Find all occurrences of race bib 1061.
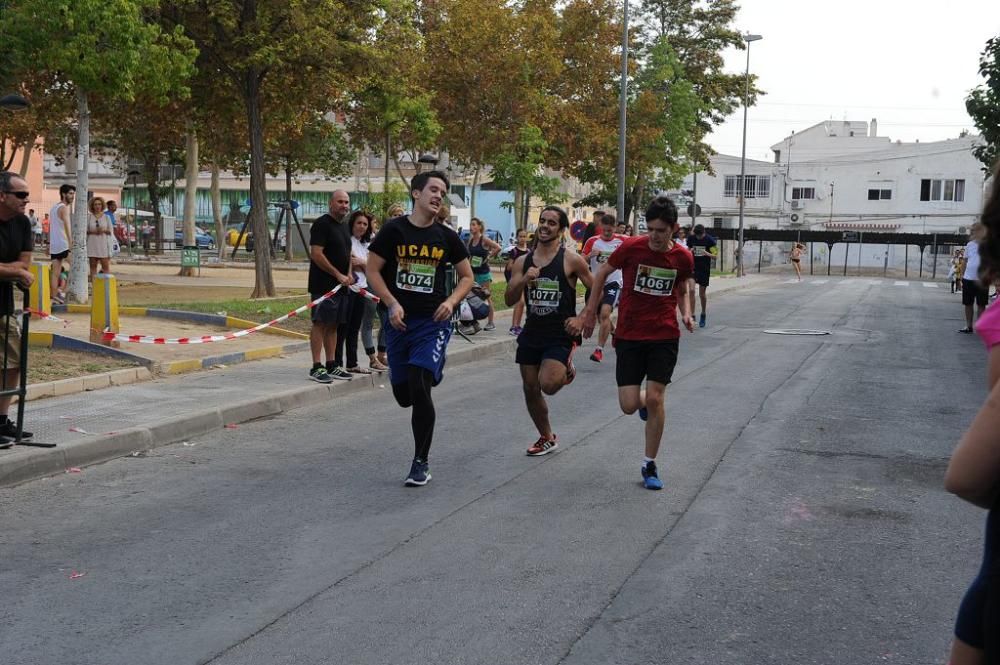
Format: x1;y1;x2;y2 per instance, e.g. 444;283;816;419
396;261;435;293
527;278;561;310
634;265;676;296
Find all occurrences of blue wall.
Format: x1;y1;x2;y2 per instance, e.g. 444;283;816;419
470;189;516;243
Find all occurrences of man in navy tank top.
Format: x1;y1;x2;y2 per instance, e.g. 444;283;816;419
505;206;593;457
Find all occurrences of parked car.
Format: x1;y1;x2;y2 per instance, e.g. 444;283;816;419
174;228;215;250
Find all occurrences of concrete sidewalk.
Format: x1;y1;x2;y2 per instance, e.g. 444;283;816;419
1;273;777;487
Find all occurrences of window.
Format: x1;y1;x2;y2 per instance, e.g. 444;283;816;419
724;175;771;199
867;188;892;200
920;178;965;202
791;187;815;200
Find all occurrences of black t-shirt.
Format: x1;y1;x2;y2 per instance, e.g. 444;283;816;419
308;213;352;295
368;216;469;319
0;214;33;314
687;233;717;269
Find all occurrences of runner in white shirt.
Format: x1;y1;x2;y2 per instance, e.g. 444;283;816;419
581;212;626;362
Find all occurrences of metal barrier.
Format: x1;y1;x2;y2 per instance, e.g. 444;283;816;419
0;281;52;448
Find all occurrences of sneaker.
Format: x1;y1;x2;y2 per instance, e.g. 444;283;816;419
638;406;648;421
641;461;663;490
699;313;706;328
404;458;431;486
309;367;333;384
0;434;13;449
526;434;558;456
459;323;479;335
484;322;496;331
509;326;522;336
590;347;603;363
958;327;974;334
0;420;31;440
328;366;354;380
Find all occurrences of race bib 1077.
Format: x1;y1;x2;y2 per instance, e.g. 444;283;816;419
396;261;435;293
634;265;676;296
527;277;561;310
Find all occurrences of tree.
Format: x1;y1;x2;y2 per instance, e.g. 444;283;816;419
162;0;377;297
967;35;1000;172
346;0;440;189
1;0;196;303
490;125;565;229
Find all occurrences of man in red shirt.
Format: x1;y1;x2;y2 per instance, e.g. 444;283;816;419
582;196;694;490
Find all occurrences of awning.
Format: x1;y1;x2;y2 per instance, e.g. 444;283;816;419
822;222;901;231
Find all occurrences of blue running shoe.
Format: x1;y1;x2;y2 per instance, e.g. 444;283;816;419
641;461;663;490
404;458;431;486
699;313;706;328
638;406;648;421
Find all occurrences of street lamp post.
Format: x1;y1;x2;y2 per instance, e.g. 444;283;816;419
737;33;762;278
616;0;629;225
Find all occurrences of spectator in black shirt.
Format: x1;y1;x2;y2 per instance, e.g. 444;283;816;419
307;189;355;383
0;172;35;445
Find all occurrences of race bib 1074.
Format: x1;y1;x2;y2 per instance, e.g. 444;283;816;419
396;261;435;293
634;265;676;296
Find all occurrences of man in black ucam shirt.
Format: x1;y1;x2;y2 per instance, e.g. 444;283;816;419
367;171;473;486
308;190;355;383
0;172;35;446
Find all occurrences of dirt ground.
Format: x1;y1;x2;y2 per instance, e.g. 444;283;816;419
26;347;141;384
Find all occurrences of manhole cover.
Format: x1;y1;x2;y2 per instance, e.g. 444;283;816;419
762;329;831;336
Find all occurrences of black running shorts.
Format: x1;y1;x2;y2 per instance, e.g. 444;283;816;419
516;336;575;367
962;279;989;308
614;338;679;387
601;282;621;309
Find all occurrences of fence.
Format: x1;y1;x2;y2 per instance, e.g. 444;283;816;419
706;229;967;279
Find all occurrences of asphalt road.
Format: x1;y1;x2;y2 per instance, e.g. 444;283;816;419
0;277;987;665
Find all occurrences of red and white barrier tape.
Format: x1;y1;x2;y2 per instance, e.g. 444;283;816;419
103;284;379;345
15;308;70;324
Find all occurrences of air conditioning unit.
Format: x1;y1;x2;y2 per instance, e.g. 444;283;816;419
789;213;802;225
958;226;968;234
790;200;803;209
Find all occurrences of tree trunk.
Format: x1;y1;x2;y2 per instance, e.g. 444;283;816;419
470;166;480;218
17;142;31;177
145;158;163;245
179;128;199;276
67;88;90;304
392;154;409;187
284;165;293;261
629;172;646;228
243;70;275;298
210;163;225;261
513;185;523;231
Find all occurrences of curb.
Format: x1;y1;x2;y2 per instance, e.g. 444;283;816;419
0;336;515;488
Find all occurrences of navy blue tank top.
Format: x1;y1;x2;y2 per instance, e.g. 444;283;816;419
467;236;491;275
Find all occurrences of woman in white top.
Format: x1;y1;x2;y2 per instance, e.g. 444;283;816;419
336;211;386;374
85;196;112;279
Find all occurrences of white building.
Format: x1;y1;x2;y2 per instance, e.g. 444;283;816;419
685;119;985;235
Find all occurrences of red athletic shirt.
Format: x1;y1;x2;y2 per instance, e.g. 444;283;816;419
607;236;694;341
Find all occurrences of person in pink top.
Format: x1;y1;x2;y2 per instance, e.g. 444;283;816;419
945;161;1000;665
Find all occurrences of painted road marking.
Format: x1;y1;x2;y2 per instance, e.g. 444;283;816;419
923;282;938;288
894;281;909;286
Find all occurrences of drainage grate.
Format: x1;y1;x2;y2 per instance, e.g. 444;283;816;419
762;329;831;336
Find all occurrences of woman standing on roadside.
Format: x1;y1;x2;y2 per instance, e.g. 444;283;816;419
504;228;530;336
467;217;501;331
945;162;1000;665
339;210;387;374
86;196;112;280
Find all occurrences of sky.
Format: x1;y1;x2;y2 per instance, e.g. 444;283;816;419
705;0;1000;162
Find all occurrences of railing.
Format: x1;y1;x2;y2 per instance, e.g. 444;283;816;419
0;280;54;449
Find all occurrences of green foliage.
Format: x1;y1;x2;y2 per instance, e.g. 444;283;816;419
491;125;566;212
1;0;196;102
967;35;1000;172
362;182;410;222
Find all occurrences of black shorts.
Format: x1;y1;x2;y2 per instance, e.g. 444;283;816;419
962;279;989;307
515;335;575;367
694;266;710;287
311;290;352;324
614;338;679;386
600;282;621;309
50;250;69;261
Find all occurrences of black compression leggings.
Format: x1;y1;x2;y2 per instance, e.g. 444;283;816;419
391;366;436;461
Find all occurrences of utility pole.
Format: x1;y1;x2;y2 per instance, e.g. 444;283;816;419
616;0;629;225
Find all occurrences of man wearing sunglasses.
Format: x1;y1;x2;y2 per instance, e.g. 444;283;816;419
0;172;35;446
